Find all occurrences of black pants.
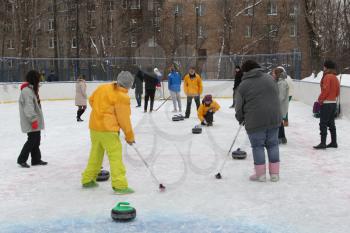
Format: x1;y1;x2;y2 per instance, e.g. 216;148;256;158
18;131;41;164
135;92;142;107
204;111;214;124
319;103;337;144
77;105;87;119
278;122;286;139
185;96;200;117
144;89;156;111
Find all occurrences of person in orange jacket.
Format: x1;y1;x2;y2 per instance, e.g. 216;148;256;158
197;95;220;126
183;67;203;118
81;71;136;195
314;60;340;149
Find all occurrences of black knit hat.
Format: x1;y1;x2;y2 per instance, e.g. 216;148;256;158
324;60;336;70
241;60;261;73
235;65;241;70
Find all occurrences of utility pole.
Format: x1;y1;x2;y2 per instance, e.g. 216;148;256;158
195;5;199;69
53;0;59;79
75;0;80;77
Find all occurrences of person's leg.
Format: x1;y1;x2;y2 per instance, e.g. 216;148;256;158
101;132;129;190
17;132;37;166
327;103;337;148
30;131;44;165
170;91;177;111
194;96;201;109
266;127;280;182
149;89;156;112
81;130;105;186
315;104;330;149
278;122;287;144
144;89;150;112
185;96;193;118
205;111;214;126
247;130;267;181
136;92;142;107
176;92;182;112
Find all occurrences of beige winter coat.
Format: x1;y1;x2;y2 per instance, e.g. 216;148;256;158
75;79;87;106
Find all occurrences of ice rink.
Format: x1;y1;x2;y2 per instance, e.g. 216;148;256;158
1;98;350;233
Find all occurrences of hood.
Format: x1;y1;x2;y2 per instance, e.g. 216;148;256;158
20;82;30;90
242;68;265;80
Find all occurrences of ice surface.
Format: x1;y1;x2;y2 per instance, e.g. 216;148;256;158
1;99;350;233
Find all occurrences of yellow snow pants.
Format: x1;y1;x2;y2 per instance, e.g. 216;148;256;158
81;130;128;189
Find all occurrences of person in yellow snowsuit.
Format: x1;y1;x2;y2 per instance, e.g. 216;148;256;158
81;71;135;195
197;94;220;126
183;67;203;118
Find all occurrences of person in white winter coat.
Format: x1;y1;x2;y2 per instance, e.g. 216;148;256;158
277;66;294;126
75;75;87;122
17;70;47;168
272;67;289;144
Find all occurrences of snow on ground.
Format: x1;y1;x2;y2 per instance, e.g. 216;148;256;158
303;71;350;86
1;99;350;233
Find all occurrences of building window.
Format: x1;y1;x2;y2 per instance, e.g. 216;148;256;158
245;25;252;38
8;60;14;68
130;36;137;47
148;37;156;47
198;26;206;38
267;24;278;37
48;19;54;31
71;37;77;48
87;2;96;11
289;2;298;16
88;14;96;28
7;40;15;49
49;38;55;48
148;0;153;11
6;3;13;12
33;38;38;48
174;4;182;16
244;0;253;16
290;24;297;37
196;3;205;16
130;0;141;9
267;0;278;15
107;0;114;11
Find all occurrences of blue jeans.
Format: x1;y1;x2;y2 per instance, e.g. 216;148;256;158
247;127;280;165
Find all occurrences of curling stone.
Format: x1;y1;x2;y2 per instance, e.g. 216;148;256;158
96;170;110;182
192;125;202;134
111;202;136;221
232;148;247;160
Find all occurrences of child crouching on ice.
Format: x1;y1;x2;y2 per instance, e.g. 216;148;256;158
81;71;135;195
197;95;220;126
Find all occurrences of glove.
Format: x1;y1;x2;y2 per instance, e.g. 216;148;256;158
127;141;135;146
208;109;213;113
201;120;207;126
32;121;38;130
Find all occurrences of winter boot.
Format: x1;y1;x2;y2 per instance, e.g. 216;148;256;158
77;109;83;122
327;130;338;148
250;164;266;182
269;162;280;182
314;134;327;149
82;180;98;188
113;187;135;195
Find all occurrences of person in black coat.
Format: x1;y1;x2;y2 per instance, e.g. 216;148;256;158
141;67;159;112
230;65;243;108
132;69;143;107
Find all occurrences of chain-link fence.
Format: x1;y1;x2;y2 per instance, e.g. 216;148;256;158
0;52;301;82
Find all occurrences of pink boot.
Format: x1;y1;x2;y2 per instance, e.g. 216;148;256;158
269;162;280;182
250;164;266;182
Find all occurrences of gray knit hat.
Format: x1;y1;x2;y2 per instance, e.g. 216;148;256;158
117;71;134;89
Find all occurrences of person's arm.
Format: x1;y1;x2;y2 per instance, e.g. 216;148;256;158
197;105;205;122
198;76;203;95
212;101;220;112
183;76;188;95
168;74;172;90
22;89;39;123
81;82;87;99
115;99;135;143
235;90;244;124
318;76;331;104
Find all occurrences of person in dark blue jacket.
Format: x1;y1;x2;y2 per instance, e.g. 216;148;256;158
168;64;182;112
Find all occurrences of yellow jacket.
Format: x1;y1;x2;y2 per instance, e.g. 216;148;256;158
197;100;220;122
89;83;135;142
183;73;203;96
